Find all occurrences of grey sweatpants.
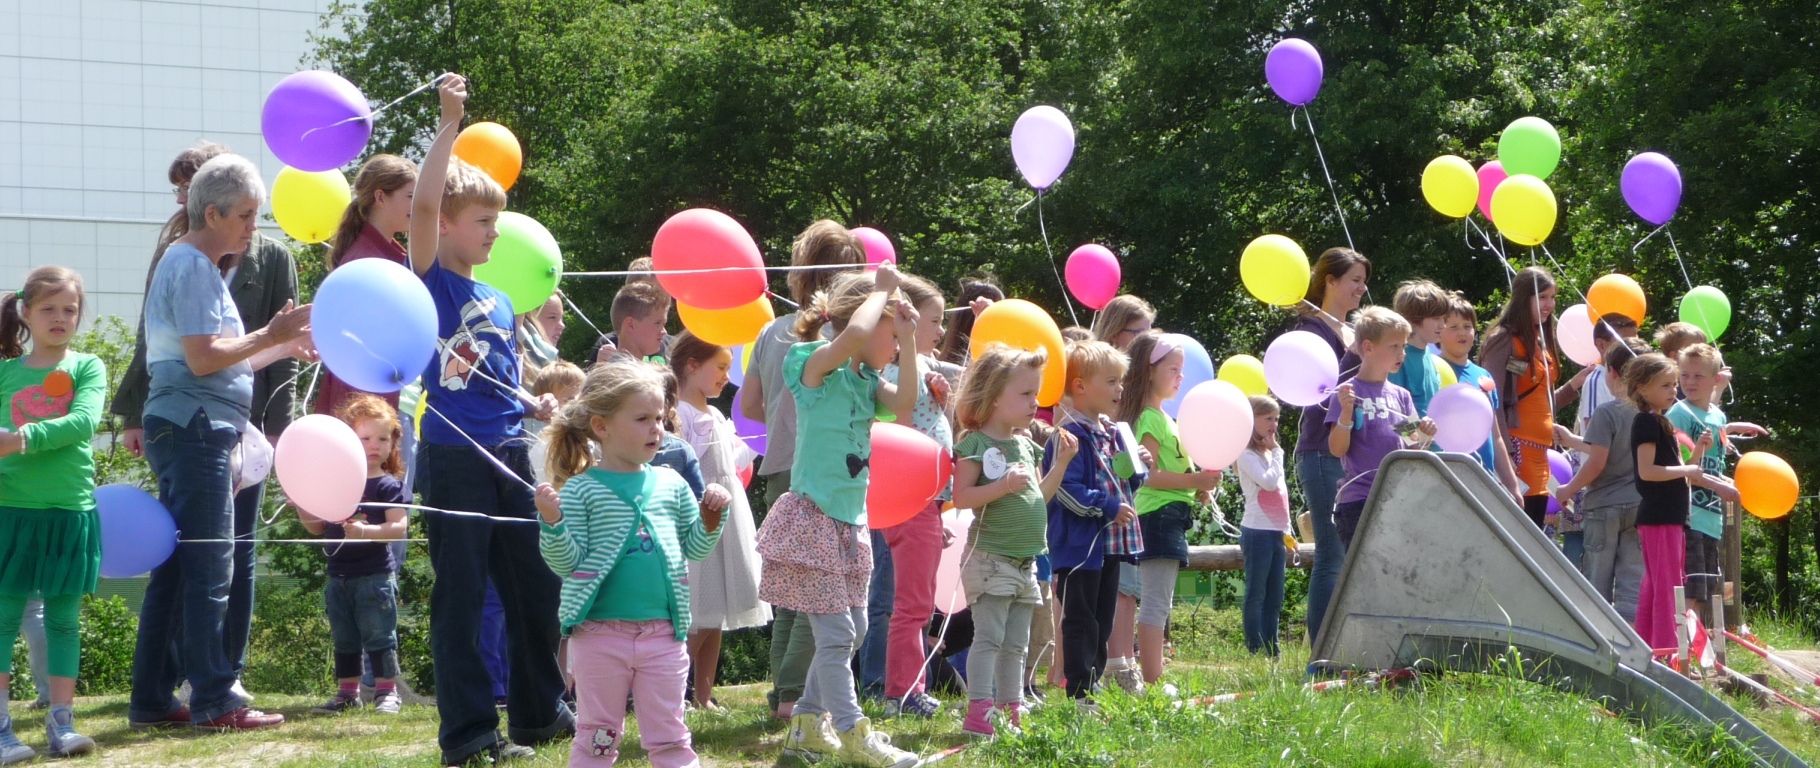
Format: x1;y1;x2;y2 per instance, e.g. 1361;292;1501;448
794;607;867;733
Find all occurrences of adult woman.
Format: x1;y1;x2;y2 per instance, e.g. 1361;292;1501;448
313;155;417;416
1089;294;1156;352
1292;247;1369;647
1480;266;1580;528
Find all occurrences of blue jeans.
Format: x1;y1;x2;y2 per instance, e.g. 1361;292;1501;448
1297;450;1345;647
327;572;400;680
858;528;893;699
227;480;261;678
130;412;244;725
1239;527;1287;657
418;442;571;763
1561;531;1585;570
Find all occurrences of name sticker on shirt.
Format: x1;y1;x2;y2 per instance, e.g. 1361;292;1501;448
981;446;1007;480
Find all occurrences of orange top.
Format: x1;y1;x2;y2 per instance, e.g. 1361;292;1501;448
1512;337;1556;445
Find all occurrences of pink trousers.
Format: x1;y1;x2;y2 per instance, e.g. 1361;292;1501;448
568;620;699;768
883;501;943;698
1635;524;1686;652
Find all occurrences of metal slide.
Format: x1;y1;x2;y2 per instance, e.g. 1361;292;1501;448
1310;450;1807;768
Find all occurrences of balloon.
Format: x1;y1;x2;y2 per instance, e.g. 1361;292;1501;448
1010;106;1075;190
1428;383;1494;454
1160;334;1216;419
454;122;524;191
1621;152;1681;225
261;70;372;172
1736;452;1799;520
270;167;351;244
1497;117;1562;179
1263;331;1339;407
1557;303;1600;367
1064;244;1121;311
1476;161;1508;221
969;299;1067;407
1436;359;1458;388
1240;235;1310;307
1679;285;1731;340
935;508;974;609
95;484;177;578
732;408;767;456
1546;448;1573;514
679;295;774;347
275;414;366;523
727;343;753;389
474;212;562;313
313;259;438;393
867;423;955;529
1489;174;1557;246
1421;155;1479;218
851;227;896;271
651;209;767;311
1217;354;1268;398
1176;380;1252;470
1264;38;1323;106
1587;274;1647;324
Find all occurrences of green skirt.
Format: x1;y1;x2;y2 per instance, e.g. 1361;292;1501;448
0;507;102;597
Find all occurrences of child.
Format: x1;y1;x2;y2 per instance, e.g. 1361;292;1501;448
1571;313;1639;437
1327;308;1438;550
1668;344;1733;620
1237;396;1292;657
953;345;1077;735
670;332;769;713
1046;340;1136;701
407;74;569;764
755;266;923;767
1553;338;1652;622
653;368;708;501
1115;331;1220;689
536;361;728;768
1653;322;1707;363
316;154;418;416
528;361;586;484
1627;353;1737;650
1481;267;1570;529
1386;279;1450;416
935;279;1005;365
1437;293;1520;494
304;394;409;716
595;282;670;365
520;293;568;373
0;267;103;758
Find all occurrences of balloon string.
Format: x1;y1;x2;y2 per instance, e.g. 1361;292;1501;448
562;263;862;278
767;291;800;310
299;362;323;416
559;290;610;348
1538;245;1639;365
1300;300;1355;330
1666;231;1695;291
433;337;537;406
299;73;450;141
1034;190;1081;327
1300;106;1354;252
420;400;537;492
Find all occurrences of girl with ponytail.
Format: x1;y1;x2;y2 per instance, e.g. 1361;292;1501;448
314;155;419;416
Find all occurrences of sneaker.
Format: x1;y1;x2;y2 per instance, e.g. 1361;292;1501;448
1023;684;1045;708
312;692;363;714
0;715;34;765
990;704;1024;738
835;717;921;768
26;700;47;712
1075;698;1101;718
445;737;535;767
784;712;840;763
374;690;403;715
961;698;994;738
1111;666;1146;696
231;679;255;704
882;692;942;719
195;706;285;731
44;708;95;757
129;705;190;729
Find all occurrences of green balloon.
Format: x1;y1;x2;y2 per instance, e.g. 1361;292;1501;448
1678;285;1731;340
473;211;562;313
1497;116;1562;179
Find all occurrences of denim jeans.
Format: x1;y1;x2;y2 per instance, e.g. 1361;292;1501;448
1239;527;1287;657
130;412;244;726
1297;450;1345;645
326;572;400;679
227;480;262;678
418;442;571;763
857;527;894;699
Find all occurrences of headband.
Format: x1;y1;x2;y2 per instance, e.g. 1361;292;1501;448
1149;333;1186;365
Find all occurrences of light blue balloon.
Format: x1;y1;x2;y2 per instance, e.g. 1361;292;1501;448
1161;333;1216;419
312;259;438;393
96;484;176;578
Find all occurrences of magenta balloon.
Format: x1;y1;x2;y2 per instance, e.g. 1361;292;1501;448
1263;330;1339;407
261;71;373;172
1011;106;1075;190
1064;244;1121;310
1621;152;1682;226
1265;39;1324;106
1429;383;1495;454
1476;161;1507;221
851;227;896;271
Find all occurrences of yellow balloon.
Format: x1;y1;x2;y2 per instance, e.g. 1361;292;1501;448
1239;235;1310;307
1421;155;1479;218
969;299;1067;407
1436;356;1458;388
1217;354;1268;397
679;296;775;347
1489;174;1557;247
271;167;351;244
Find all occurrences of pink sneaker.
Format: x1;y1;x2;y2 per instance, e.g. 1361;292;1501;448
962;698;994;738
997;701;1028;730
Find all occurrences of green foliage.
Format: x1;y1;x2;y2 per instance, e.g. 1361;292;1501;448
7;595;139;700
69;316;148;489
243;579;336;697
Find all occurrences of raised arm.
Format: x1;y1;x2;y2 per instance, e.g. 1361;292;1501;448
878;298;919;415
802;264;899;388
409;75;467;276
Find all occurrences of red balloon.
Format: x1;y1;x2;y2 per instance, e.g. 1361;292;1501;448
866;422;952;529
651;209;767;310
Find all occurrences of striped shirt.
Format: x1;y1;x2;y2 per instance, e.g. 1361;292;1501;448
957;431;1048;558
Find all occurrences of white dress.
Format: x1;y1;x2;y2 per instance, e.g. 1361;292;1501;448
676;400;771;631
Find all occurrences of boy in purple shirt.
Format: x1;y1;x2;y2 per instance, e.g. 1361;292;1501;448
1326;307;1437;549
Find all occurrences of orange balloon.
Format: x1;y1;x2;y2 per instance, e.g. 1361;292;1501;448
1586;274;1646;324
453;122;523;191
678;296;774;347
41;370;73;398
1736;452;1800;520
967;299;1066;406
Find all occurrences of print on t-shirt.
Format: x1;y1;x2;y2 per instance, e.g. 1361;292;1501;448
439;296;513;392
1350;393;1399;428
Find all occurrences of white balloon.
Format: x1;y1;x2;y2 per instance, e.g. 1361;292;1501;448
1558;303;1601;367
1176;380;1253;470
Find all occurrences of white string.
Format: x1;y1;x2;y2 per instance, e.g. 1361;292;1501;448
1300;106;1355;252
1630;225;1695;291
420;400;537;492
768;291;800;310
559;290;610;347
1537;245;1640;365
299;73;450;141
1033;190;1080;326
562;263;860;278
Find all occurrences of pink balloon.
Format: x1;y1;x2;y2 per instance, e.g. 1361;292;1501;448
1263;331;1339;407
867;423;953;529
275;414;366;522
1557;303;1600;367
935;508;972;609
851;226;896;271
1064;244;1121;310
1429;383;1495;454
1476;161;1507;222
1011;106;1075;190
1176;380;1253;470
650;208;767;310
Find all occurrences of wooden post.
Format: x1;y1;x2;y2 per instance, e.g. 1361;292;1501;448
1721;500;1744;628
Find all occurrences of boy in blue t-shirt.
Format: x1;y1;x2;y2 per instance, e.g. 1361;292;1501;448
1386;279;1449;417
408;74;571;765
1437;293;1520;496
1667;343;1740;622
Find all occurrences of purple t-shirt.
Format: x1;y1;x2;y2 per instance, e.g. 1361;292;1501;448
1324;378;1416;505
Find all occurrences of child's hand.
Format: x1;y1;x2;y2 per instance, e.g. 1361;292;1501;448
1137;445;1155;469
1002;466;1033;492
942;525;955;548
1553;484;1574;509
1416;418;1438;438
1335;382;1356;416
594;339;619;365
1052;430;1079;463
892;298;919;341
1553;424;1574;446
437;74;468;124
531;393;559;422
1115;503;1137;527
534;483;563;524
926;372;951;409
700;484;729;533
1709;474;1741;504
874;262;902;295
970;296;995;316
1694;429;1714;457
1191;469;1222;491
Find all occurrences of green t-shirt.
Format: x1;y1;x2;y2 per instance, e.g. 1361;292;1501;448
956;431;1048;558
1667;401;1728;540
785;341;880;526
1133;407;1195;514
584;468;674;622
0;354;105;512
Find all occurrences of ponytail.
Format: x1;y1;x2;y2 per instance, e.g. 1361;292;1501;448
544;403;597;489
0;293;24;360
792;271;880;341
0;266;85;360
327;155;417;270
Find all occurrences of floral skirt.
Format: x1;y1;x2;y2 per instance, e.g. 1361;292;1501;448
755;493;871;614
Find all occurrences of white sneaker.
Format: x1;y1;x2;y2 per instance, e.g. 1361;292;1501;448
836;717;921;768
1111;665;1146;696
0;715;34;765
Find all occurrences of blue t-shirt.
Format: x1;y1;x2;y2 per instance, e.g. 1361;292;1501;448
1387;344;1443;418
144;243;253;431
1444;358;1502;473
1667;400;1728;540
419;260;523;447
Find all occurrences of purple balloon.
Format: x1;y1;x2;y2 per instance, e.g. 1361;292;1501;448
262;71;373;172
1265;39;1324;106
1429;383;1494;454
1263;331;1339;407
1160;334;1215;419
1546;449;1575;514
1621;152;1681;225
1011;106;1075;190
95;484;177;578
732;407;767;456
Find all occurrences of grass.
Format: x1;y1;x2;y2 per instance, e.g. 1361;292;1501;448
23;608;1820;767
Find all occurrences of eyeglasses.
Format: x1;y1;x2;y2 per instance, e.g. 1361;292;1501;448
173;184;190;199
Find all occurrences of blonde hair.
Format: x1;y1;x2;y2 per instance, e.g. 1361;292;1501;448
954;343;1048;433
1354;306;1412;348
1064;339;1126;393
1677;342;1724;375
1622;352;1679;437
544;361;668;488
1090;295;1156;348
1247;395;1280;453
531;360;585;399
0;266;85;359
330;154;417;269
788;220;865;306
897;273;943;312
336;393;404;477
1655;322;1709;361
1392;279;1451;324
441;157;507;218
794;270;884;341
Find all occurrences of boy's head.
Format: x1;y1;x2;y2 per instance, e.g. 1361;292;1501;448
1439;291;1478;362
611;282;670;359
531;360;586;406
1593;312;1639;352
1355;306;1412;380
438;158;506;268
1601;337;1652;399
1677;343;1724;402
1391;279;1450;346
1064;340;1128;418
1654;321;1708;361
626;256;673;306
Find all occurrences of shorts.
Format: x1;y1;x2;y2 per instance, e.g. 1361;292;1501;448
1118;561;1142;598
1684;529;1722;604
960;552;1041;606
1136;502;1192;566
